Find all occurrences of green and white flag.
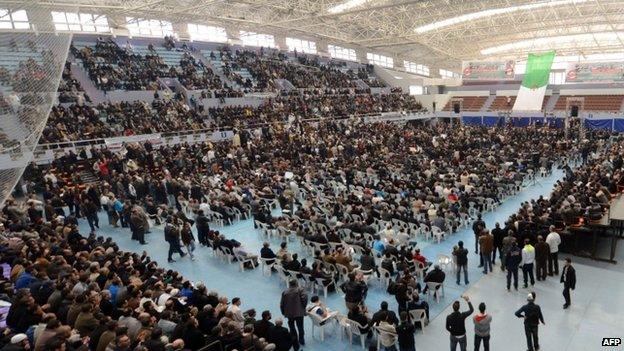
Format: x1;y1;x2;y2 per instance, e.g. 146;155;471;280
513;51;556;111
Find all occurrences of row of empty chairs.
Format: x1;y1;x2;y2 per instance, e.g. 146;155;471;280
442;96;488;111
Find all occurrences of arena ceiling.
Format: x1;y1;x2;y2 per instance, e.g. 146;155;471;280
7;0;624;69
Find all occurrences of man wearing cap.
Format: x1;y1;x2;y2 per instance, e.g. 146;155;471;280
3;334;30;351
515;292;545;351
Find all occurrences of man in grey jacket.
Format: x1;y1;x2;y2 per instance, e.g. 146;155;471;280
473;302;492;351
280;279;308;345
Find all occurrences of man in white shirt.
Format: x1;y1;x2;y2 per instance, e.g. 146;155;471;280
545;226;562;276
382;224;395;242
520;239;535;288
227;297;245;328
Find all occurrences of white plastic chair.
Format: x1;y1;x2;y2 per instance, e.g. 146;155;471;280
413;261;426;281
336;264;350;284
259;258;275;276
314;277;331;299
436;254;452;272
307;311;337;341
425;282;444;303
234;252;257;272
419;224;431;241
431;226;445;244
345;318;368;349
378;267;391;289
408;309;428;333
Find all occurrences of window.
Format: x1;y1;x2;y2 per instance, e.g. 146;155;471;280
52;12;109;32
126;17;173;37
439;68;460;79
286;38;317;54
328;44;357;61
549;71;566;85
240;31;275;48
187;24;227;43
366;53;393;68
409;85;424;95
0;9;29;30
404;60;430;76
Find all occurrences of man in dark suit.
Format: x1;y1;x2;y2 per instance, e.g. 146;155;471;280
371;301;398;326
253;310;274;340
195;210;210;246
279;280;307;345
267;318;294;351
560;258;576;309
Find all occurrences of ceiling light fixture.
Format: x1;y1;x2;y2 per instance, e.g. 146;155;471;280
327;0;370;14
480;32;624;55
415;0;590;33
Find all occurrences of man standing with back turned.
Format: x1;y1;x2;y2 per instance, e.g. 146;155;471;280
546;226;561;276
446;295;474;351
280;279;308;346
515;292;545;351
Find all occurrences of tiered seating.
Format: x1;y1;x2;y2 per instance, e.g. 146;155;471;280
132;45;187;67
201;50;256;88
488;96;516;111
442;96;487;111
541;95;553;111
0;48;43;94
581;95;623;111
552;96;567;111
552;95;624;111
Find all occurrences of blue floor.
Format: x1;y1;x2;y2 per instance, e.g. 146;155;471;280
78;170;565;350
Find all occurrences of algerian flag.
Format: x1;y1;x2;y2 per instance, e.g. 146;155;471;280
513;51;556;111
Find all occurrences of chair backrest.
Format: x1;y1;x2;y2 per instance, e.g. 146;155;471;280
378;267;391;278
346;318;366;336
426;282;442;291
306;310;324;326
336;264;349;277
408;309;426;321
436;254;451;265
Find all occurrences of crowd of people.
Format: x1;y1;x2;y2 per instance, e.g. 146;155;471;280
205;48;382;92
3;114;623;351
38;91;422;143
58;62;90;104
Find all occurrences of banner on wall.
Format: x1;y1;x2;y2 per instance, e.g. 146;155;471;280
565;62;624;83
462;60;516;80
513;51;555;111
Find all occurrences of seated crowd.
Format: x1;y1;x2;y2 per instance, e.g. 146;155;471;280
4;119;619;351
38;91;422;143
496;133;622;245
58;61;90;104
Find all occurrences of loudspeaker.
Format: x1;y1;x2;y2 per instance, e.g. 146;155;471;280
570;105;579;117
453;103;460;113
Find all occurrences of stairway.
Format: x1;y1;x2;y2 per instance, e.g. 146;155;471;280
77;168;99;184
275;79;295;92
481;95;497;111
544;93;559;112
354;79;370;91
196;50;241;89
69;55;107;104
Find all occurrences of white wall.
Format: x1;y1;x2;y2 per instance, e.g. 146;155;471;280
372;66;426;91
